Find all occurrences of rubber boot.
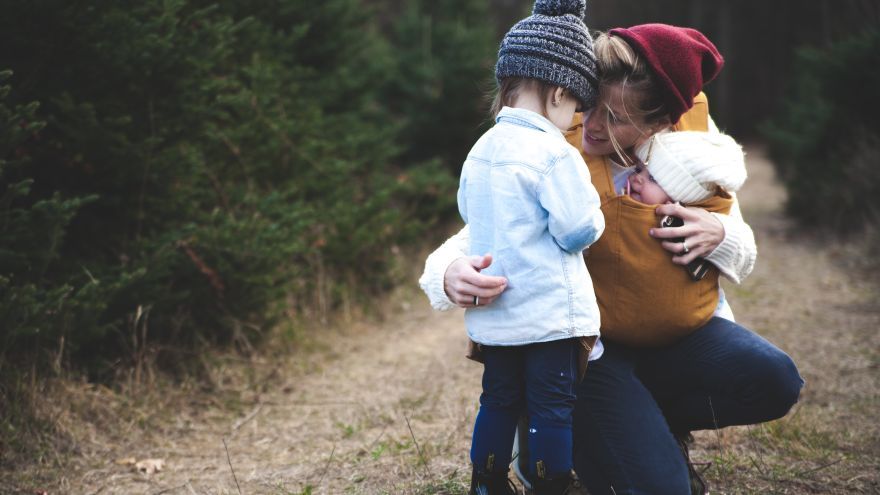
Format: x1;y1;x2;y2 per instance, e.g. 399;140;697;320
512;416;534;494
532;465;586;495
469;462;520;495
532;476;579;495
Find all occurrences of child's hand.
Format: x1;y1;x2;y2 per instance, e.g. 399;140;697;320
444;254;508;307
649;203;724;265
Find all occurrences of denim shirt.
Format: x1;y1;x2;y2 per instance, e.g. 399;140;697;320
458;107;605;346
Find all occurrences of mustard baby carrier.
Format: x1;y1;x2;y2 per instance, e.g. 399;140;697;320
564;94;733;346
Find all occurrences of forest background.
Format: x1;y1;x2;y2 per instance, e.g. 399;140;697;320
1;0;878;486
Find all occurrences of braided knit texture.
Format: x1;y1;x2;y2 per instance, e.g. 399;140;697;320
533;0;586;18
496;0;598;107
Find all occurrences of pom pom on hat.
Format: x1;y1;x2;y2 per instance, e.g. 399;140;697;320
636;131;746;204
533;0;586;18
496;0;598;108
609;24;723;124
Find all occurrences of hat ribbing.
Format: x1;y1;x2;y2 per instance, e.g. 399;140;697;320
636;131;746;204
496;0;598;108
609;24;724;124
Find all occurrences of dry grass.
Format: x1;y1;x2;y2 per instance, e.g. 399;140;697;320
688;144;880;494
1;145;878;494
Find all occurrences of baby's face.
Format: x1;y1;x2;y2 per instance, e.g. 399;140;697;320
627;164;671;204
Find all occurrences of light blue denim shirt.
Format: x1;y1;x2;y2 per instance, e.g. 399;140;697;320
458;106;605;346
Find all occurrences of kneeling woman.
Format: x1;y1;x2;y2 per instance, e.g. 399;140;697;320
420;23;803;495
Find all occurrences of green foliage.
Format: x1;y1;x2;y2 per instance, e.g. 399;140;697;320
761;28;880;234
0;70;100;363
380;0;497;174
0;0;484;374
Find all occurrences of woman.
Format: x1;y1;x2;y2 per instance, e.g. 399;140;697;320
420;24;803;495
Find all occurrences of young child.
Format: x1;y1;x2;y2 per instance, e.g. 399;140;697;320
457;1;603;493
587;129;747;345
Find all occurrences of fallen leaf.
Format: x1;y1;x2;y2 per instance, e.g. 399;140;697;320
134;458;165;474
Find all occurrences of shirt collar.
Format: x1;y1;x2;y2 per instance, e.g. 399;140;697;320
496;106;564;137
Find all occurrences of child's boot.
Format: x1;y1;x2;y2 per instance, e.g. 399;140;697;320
469;462;520;495
532;477;578;495
531;465;586;495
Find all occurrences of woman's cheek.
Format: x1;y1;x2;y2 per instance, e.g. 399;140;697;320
581;128;613;155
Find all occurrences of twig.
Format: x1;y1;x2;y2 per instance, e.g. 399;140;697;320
222;437;243;495
232;402;264;432
288;401;359;406
316;443;337;488
367;426;387;450
708;396;724;483
745;424;767;476
747;454;767;476
795;458;843;477
177;239;225;297
404;412;433;481
847;474;869;484
152;483;190;495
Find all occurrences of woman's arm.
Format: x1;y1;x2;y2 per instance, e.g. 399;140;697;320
418;224;508;310
650;193;757;283
705;195;757;283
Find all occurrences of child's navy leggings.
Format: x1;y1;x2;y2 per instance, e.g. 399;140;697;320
470;338;577;480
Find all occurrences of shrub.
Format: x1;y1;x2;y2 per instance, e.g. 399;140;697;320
761;28;880;234
0;0;485;375
381;0;498;175
0;71;99;371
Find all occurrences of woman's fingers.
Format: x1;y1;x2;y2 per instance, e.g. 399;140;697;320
655;202;695;221
469;252;495;272
651;204;725;263
451;280;506;306
444;255;507;307
660;239;703;265
458;281;506;305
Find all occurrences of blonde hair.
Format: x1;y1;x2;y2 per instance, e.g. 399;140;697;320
594;32;672;164
490;77;557;120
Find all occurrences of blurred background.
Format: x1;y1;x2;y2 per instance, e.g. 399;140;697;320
0;0;877;378
498;0;879;137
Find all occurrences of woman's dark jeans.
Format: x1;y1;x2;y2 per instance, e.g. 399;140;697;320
571;317;804;495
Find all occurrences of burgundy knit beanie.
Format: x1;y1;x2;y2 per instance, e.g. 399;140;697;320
608;24;724;124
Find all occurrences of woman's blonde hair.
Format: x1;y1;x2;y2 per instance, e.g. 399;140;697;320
594;32;672;164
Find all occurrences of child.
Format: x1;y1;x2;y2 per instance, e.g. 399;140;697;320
586;129;747;346
457;0;604;493
626;131;746;208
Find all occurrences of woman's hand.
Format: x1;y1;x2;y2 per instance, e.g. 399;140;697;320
649;203;725;265
444;254;508;308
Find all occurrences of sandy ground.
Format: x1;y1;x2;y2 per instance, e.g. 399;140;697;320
6;145;879;494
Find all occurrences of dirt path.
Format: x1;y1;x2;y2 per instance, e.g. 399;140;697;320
15;146;880;494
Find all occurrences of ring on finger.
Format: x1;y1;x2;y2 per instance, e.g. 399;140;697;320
473;295;480;306
682;239;690;254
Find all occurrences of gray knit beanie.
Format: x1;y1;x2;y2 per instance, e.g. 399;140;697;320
495;0;598;108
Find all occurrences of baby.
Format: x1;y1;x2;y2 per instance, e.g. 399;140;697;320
626;130;746;207
585;129;748;346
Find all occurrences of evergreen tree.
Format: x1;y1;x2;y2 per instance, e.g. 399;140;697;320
762;28;880;233
381;0;498;174
0;0;465;374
